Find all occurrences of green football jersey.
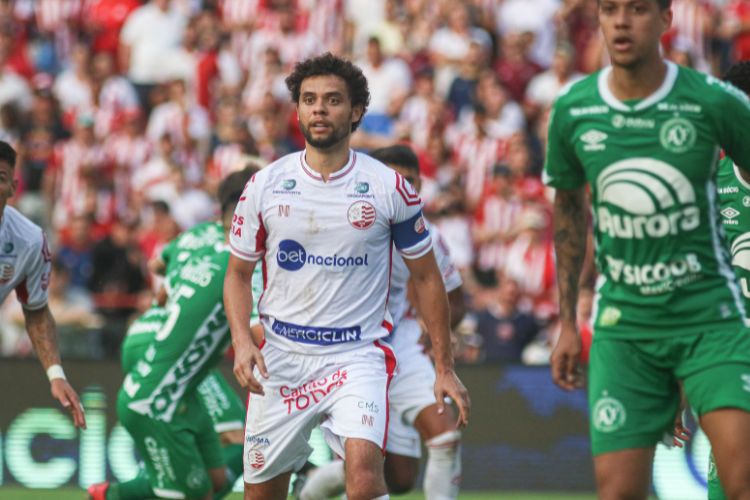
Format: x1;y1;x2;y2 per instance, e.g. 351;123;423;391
121;245;232;422
544;62;750;338
161;221;224;275
717;157;750;315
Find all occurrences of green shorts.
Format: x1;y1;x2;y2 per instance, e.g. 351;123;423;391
588;327;750;455
708;452;728;500
117;389;224;499
196;369;246;433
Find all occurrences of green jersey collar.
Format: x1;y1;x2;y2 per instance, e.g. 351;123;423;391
597;60;678;112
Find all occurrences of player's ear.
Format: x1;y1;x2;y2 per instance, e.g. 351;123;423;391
351;104;364;126
659;5;673;33
10;177;17;197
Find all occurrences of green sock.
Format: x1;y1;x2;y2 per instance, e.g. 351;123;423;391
106;471;155;500
213;444;244;499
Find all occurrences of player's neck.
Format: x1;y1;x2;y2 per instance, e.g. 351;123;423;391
608;56;667;102
304;141;351;181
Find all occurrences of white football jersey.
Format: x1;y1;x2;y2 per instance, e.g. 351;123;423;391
230;150;432;354
0;206;51;310
387;222;462;350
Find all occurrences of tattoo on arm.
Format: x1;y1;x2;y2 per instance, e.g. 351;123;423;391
23;306;61;369
553;188;587;325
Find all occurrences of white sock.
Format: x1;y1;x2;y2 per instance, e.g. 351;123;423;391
300;459;346;500
371;496;389;499
423;430;462;500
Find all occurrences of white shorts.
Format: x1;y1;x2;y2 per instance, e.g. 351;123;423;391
385;320;438;458
243;340;396;483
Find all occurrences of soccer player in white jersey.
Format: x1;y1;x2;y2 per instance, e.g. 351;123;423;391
224;53;470;500
297;144;466;500
0;141;86;429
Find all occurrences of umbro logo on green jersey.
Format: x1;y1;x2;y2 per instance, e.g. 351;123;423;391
581;129;607;151
742;374;750;392
721;207;740;220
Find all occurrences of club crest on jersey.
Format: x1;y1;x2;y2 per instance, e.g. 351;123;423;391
414;216;426;234
593;392;627;433
247;449;265;470
3;242;13;253
659;117;696;153
348;201;376;230
0;263;14;283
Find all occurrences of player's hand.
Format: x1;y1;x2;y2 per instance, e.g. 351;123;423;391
50;379;87;429
233;343;269;395
551;324;584;391
434;369;470;429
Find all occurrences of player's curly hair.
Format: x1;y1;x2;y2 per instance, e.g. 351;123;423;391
285;52;370;132
598;0;671;8
218;165;260;215
0;141;16;169
723;61;750;97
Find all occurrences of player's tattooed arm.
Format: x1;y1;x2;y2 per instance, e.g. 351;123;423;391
23;305;61;369
550;187;587;391
553;187;587;326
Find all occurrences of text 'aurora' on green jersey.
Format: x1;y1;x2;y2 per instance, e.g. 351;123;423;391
544;61;750;338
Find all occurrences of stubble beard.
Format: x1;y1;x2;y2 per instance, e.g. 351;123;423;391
300;120;351;150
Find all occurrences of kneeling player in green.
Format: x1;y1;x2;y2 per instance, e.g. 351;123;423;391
89;168;259;500
545;2;750;499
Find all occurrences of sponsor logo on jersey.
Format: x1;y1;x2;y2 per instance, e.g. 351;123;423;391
722;207;740;221
246;435;271;447
611;114;655;129
276;239;369;271
569;105;609;117
580;129;607;151
730;233;750;274
348;201;376;229
605;254;702;295
593;392;627;433
356;182;369;193
744;196;750;207
719;186;739;194
596;158;700;239
273;179;301;195
742;374;750;392
657;102;702;113
144;436;175;488
2;242;13;253
279;368;348;413
247;450;265;470
358;400;379;413
598;306;621;327
271;319;362;346
659;117;696;153
0;263;14;284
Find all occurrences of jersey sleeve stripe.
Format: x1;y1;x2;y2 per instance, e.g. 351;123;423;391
255;213;267;253
230;242;261;261
398;237;433;259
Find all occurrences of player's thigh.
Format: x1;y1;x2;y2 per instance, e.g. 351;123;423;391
321;341;395;458
119;410;215;499
594;447;655;500
588;337;679;456
243;344;324;484
244;471;292;500
344;438;387;496
701;409;750;498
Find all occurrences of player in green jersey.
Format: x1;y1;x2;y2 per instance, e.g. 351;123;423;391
706;61;750;500
544;1;750;498
88;168;259;500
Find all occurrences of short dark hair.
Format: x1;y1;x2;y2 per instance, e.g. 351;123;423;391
369;144;420;175
0;141;16;169
723;61;750;97
218;166;260;215
599;0;670;8
285;52;370;132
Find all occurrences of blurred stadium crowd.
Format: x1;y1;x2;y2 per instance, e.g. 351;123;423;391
0;0;744;365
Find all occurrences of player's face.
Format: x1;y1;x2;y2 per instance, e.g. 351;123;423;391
0;161;17;215
599;0;671;69
390;164;421;192
297;75;363;150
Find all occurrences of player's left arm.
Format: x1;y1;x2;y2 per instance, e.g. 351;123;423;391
403;252;470;428
711;76;750;172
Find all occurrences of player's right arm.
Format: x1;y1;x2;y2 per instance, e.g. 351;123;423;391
224;174;268;395
543;94;587;391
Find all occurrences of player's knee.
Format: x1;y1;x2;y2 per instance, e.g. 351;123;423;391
426;430;462;460
346;467;386;499
719;466;750;499
597;473;648;500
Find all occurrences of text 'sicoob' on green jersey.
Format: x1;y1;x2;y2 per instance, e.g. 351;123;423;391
717;157;750;315
544;61;750;338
